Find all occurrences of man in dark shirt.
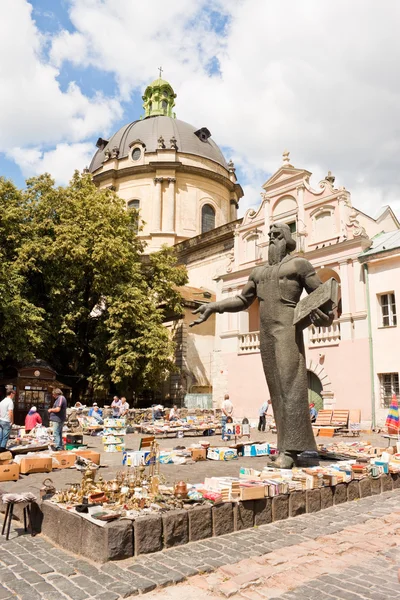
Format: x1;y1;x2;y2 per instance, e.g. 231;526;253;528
48;388;67;451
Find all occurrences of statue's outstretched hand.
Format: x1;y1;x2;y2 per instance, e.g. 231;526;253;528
190;303;216;327
310;308;334;328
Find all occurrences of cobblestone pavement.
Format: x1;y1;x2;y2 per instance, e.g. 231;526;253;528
1;490;400;599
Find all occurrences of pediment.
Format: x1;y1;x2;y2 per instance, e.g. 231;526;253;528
262;166;311;190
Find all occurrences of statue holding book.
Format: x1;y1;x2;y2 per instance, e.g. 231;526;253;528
190;223;337;468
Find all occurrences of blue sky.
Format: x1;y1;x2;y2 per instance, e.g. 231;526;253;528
2;1;400;217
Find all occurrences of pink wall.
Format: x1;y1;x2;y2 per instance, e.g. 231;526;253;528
307;339;371;419
221;338;371;420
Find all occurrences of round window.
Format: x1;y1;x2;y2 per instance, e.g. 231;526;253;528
131;148;141;161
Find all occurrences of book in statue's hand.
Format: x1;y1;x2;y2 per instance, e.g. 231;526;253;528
293;277;339;330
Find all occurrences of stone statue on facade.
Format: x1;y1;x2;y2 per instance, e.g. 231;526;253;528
190;223;334;468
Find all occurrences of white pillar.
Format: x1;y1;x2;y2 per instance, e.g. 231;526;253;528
296;184;306;252
163;177;176;232
261;193;271;236
339;260;352;340
153;177;163;231
338;193;350;241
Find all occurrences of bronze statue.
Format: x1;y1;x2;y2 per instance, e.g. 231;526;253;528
190;223;333;468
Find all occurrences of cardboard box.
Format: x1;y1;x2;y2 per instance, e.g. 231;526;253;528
19;456;52;474
73;450;101;465
53;452;76;469
190;448;207;461
207;447;238;461
0;451;13;465
0;462;19;481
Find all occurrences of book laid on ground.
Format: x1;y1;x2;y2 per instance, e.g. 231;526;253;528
293;277;339;330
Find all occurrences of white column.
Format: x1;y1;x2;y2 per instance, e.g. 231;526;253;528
163;177;176;232
338;193;350;241
153;177;163;232
296;184;306;252
261;193;271;236
339;260;352;340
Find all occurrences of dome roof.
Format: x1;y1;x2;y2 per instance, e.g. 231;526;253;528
89;116;228;173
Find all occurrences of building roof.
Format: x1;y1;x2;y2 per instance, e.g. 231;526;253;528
89;116;229;173
178;285;215;305
359;230;400;258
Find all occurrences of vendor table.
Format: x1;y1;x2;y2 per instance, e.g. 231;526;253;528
382;434;400;448
9;443;50;455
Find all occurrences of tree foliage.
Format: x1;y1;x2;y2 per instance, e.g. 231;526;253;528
0;172;187;396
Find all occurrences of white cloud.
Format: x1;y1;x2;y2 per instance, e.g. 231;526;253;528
7;143;93;185
3;0;400;220
0;0;122;179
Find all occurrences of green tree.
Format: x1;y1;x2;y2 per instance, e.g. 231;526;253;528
18;172;187;398
0;178;44;361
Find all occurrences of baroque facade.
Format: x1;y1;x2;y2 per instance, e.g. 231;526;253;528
200;154;399;426
89;77;400;425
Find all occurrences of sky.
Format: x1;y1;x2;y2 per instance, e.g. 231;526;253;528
2;0;400;218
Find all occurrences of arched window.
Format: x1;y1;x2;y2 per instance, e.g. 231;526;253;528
127;199;140;211
127;199;140;233
201;204;215;233
162;100;168;110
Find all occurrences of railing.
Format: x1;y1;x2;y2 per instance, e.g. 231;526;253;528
238;331;260;354
309;319;341;346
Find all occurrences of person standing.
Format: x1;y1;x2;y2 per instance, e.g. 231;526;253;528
258;399;271;432
0;388;15;448
309;403;318;423
25;406;42;433
111;396;122;417
48;388;67;451
120;397;130;417
221;394;233;441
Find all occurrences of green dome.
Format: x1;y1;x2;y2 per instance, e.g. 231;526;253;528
142;77;177;119
148;77;172;88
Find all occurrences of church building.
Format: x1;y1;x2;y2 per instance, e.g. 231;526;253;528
89;77;400;427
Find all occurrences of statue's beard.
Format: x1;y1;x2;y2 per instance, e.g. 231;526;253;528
268;240;287;265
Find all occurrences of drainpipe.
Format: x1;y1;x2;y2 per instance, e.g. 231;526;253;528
363;263;376;429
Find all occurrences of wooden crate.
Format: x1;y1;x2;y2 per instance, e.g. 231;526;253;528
318;427;335;438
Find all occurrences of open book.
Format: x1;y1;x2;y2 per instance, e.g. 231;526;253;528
293;277;339;330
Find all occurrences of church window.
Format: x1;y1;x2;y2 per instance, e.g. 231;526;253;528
288;221;297;234
379;372;399;407
163;90;168;97
201;204;216;233
127;199;140;211
378;292;397;327
161;100;168;109
131;148;141;161
127;199;140;233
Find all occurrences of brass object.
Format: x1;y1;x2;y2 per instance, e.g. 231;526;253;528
174;481;188;498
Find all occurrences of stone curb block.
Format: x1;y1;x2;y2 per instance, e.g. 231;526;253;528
333;482;347;505
347;480;360;501
162;509;189;548
234;501;255;531
254;497;272;525
36;473;400;560
212;502;234;536
188;504;212;541
289;490;306;517
134;514;163;555
371;476;382;495
306;489;321;513
320;486;334;509
359;477;372;497
272;494;289;521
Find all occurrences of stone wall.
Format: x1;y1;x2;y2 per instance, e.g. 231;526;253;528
20;473;399;563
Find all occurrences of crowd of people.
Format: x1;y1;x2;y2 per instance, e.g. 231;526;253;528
0;385;320;451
